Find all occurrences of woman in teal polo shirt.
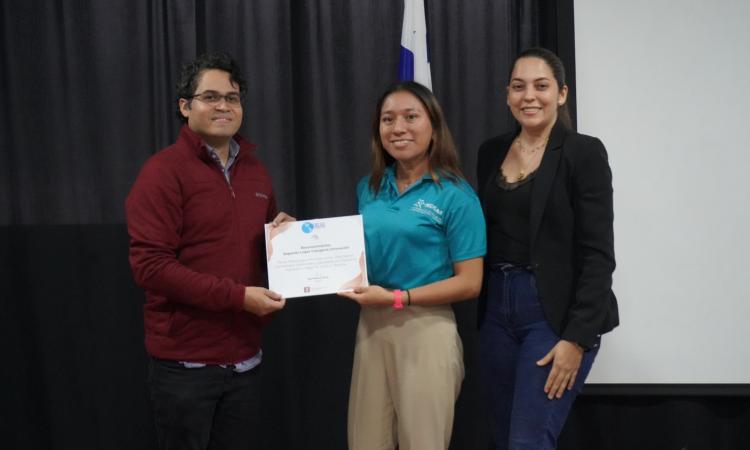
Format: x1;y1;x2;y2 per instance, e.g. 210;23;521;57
339;81;486;450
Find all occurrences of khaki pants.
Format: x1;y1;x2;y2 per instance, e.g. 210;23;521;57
348;304;465;450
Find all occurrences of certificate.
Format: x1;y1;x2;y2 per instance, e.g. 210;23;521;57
264;215;368;298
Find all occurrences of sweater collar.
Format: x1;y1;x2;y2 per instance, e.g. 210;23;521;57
177;124;258;162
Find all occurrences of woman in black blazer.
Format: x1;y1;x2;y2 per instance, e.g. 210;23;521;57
476;48;619;449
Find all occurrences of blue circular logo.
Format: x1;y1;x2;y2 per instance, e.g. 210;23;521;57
301;222;314;234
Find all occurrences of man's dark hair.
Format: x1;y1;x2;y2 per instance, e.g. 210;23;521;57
175;53;247;122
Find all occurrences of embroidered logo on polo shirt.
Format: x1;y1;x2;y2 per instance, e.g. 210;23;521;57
255;192;269;200
410;198;444;224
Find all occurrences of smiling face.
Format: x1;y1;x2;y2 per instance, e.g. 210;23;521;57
507;56;568;133
179;69;243;147
378;90;434;166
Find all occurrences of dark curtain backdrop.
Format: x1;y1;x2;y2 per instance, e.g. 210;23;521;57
3;1;749;449
0;0;575;225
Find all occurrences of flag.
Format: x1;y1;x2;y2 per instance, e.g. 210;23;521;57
398;0;432;90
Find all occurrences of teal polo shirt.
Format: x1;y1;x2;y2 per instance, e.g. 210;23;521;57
357;166;487;290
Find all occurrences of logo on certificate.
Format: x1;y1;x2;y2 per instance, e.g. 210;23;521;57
301;222;326;234
304;286;311;293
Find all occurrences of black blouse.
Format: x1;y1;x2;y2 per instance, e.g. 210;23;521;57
483;170;536;265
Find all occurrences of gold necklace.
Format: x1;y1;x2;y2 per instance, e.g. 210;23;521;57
513;135;549;181
514;135;549;154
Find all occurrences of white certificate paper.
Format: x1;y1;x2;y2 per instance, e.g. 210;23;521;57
264;215;369;298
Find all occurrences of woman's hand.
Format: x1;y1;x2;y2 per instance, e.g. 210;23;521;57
337;285;392;307
536;339;584;399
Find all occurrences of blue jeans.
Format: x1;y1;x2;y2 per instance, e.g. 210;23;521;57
479;266;599;450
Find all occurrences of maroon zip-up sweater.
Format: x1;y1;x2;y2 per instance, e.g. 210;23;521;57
126;125;277;363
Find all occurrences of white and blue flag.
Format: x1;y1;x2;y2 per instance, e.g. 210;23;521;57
398;0;432;90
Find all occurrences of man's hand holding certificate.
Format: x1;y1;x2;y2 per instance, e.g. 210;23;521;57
264;215;369;298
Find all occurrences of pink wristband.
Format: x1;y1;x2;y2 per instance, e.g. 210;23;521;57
392;289;404;310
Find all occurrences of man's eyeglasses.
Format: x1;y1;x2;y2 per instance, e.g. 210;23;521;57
189;91;243;106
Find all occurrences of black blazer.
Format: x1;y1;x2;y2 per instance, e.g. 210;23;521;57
476;120;619;349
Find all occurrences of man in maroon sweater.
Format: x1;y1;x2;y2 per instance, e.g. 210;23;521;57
126;53;292;450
